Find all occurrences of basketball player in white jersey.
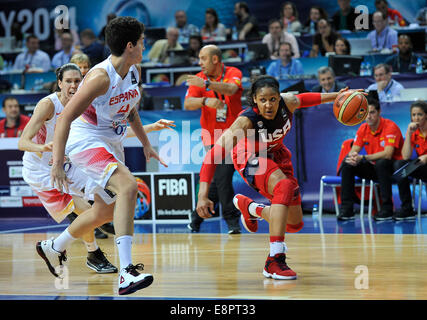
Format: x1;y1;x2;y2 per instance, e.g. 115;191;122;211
19;63;118;274
48;17;165;295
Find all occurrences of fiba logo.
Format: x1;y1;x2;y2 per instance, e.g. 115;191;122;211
158;178;188;196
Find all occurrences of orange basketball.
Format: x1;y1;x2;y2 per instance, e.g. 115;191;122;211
333;91;368;126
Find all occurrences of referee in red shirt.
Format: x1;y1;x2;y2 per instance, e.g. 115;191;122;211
0;97;30;138
339;98;413;221
184;44;243;234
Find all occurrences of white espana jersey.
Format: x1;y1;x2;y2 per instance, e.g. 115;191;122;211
67;56;140;150
22;92;68;171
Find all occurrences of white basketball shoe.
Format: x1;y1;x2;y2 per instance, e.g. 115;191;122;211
118;263;154;295
36;238;67;278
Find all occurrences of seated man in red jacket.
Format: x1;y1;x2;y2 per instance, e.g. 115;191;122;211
339;98;414;221
0;96;30;138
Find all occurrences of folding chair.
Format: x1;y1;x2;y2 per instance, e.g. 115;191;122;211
413;179;427;218
318;175;381;218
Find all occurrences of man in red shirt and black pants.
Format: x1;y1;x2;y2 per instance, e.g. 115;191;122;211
339;98;413;221
184;45;243;233
0;96;30;138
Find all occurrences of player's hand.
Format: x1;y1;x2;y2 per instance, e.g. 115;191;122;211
419;154;427;164
143;144;168;167
407;122;419;134
41;141;53;152
186;75;204;88
205;97;224;109
196;197;215;219
50;163;72;194
345;151;360;166
152;119;176;131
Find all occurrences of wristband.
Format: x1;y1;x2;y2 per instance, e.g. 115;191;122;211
204;79;210;89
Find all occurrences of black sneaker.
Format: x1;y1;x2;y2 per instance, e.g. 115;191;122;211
393;209;416;221
86;248;118;273
98;222;115;235
226;216;241;234
187;210;203;233
337;209;355;221
374;209;393;221
95;228;108;239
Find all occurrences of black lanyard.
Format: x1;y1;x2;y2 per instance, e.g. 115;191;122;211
3;115;21;137
211;63;226;102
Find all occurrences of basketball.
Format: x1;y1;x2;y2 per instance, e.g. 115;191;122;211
333;91;368;126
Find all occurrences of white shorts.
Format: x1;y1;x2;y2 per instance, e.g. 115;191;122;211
22;164;116;223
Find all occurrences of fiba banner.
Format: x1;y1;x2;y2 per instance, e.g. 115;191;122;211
153;172;194;221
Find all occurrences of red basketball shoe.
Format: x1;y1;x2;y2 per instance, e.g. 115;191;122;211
263;253;297;280
233;194;258;233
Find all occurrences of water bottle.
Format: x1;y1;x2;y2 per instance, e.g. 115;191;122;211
360;62;366;77
416;57;423;74
366;62;372;76
310;21;315;35
232;26;238;40
312;203;319;217
163;99;171;111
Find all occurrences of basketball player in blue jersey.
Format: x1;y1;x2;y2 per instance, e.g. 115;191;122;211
197;75;354;279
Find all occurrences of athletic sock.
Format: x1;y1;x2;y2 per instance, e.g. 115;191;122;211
269;236;287;257
248;202;265;218
53;227;77;252
115;235;133;270
84;240;99;253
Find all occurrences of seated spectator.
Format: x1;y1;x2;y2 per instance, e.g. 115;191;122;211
367;11;398;52
70;52;91;77
262;18;300;59
188;34;203;65
385;34;421;74
266;42;303;79
303;6;328;34
311;66;346;93
148;27;184;64
99;13;117;44
52;31;76;70
234;1;260;40
201;8;227;42
332;0;358;31
80;28;110;66
334;37;351;55
367;63;404;102
174;10;199;44
338;98;410;221
310;19;340;57
394;101;427;220
415;7;427;26
280;2;302;34
0;97;30;138
13;34;51;72
375;0;406;26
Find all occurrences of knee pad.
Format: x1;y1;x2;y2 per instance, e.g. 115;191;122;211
271;179;299;206
286;221;304;233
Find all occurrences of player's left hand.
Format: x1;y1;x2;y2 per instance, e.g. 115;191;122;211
186;75;204;88
152;119;176;131
143;144;168;167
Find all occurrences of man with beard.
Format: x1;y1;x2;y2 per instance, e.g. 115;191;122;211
385;34;423;74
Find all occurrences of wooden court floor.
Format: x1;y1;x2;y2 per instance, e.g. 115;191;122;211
0;231;426;300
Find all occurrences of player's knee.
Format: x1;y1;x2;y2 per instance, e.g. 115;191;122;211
286;221;304;233
271;179;299;206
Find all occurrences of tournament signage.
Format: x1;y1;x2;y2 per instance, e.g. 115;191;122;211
153;173;193;220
